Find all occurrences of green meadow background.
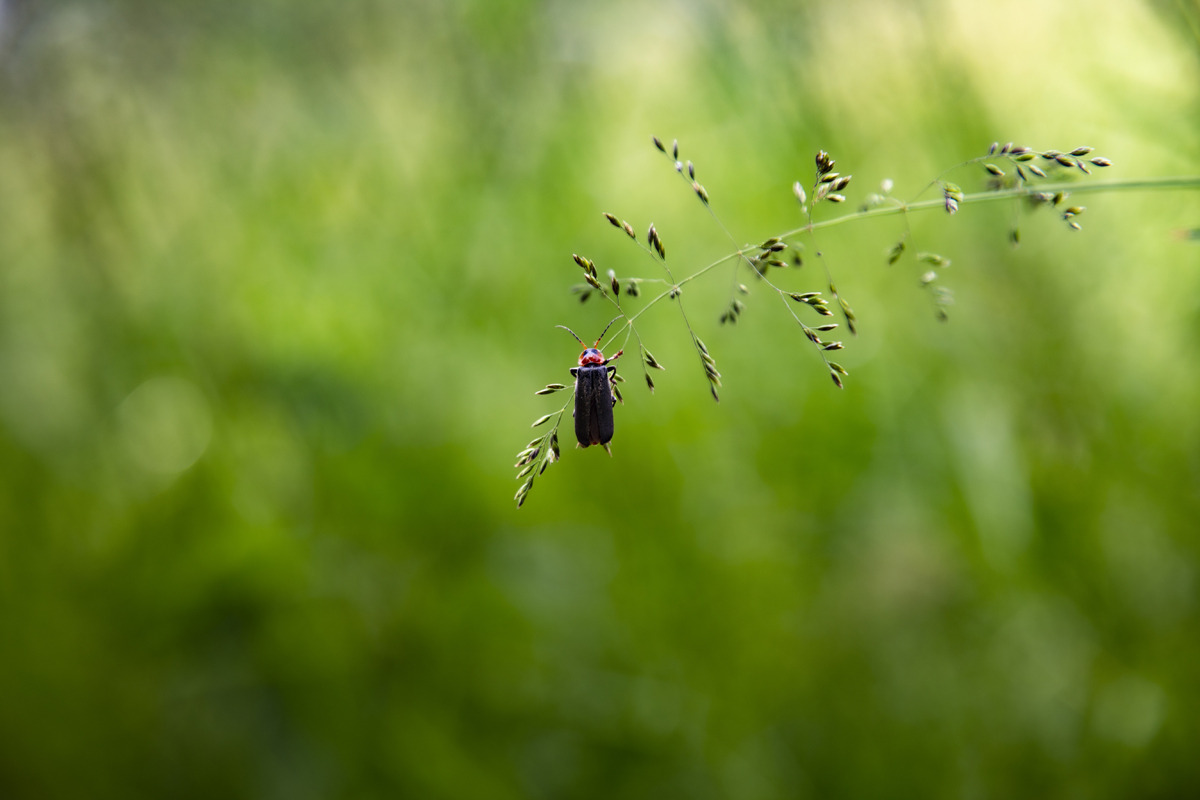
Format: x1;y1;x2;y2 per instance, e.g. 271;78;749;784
1;0;1199;797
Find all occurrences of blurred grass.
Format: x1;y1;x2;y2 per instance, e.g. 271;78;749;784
1;0;1199;797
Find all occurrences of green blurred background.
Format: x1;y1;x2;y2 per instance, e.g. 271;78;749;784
1;0;1199;797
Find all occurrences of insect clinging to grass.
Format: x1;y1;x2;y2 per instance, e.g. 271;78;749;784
558;317;624;454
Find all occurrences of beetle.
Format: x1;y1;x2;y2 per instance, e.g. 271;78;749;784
558;317;624;453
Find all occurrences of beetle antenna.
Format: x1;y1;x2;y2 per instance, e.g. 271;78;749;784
594;315;623;347
555;325;586;347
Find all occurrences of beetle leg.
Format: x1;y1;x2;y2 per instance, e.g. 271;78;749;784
569;367;579;377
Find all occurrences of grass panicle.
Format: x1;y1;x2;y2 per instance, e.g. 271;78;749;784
516;136;1199;505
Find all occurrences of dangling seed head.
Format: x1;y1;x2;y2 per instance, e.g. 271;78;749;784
672;139;679;159
622;220;635;239
1090;157;1112;167
652;136;666;153
648;224;665;258
687;160;695;179
1070;146;1094;156
603;212;621;228
793;182;807;205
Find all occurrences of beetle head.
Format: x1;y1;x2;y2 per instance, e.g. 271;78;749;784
579;347;605;366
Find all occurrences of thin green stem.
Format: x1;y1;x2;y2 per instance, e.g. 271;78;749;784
620;174;1200;338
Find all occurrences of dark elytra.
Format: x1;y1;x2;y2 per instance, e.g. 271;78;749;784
570;362;616;448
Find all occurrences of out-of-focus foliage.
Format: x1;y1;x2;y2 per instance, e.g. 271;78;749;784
1;0;1199;797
